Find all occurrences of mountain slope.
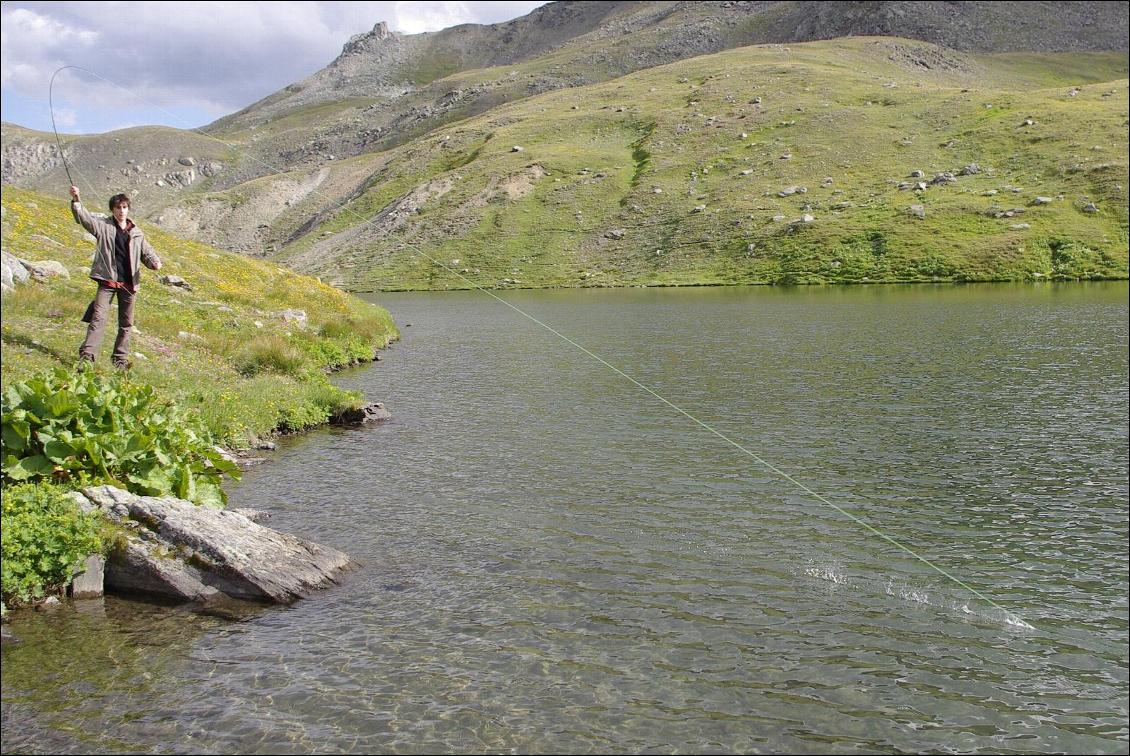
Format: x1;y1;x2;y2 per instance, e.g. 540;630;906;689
263;37;1128;289
5;2;1126;195
213;0;1129;154
2;3;1127;290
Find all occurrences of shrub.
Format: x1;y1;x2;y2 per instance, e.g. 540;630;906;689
1;368;240;507
233;335;309;377
318;310;395;344
275;379;361;433
1;483;104;606
1046;238;1105;278
304;337;351;368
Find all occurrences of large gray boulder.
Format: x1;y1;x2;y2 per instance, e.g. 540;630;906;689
21;259;69;280
76;485;355;604
2;249;29;285
277;308;308;328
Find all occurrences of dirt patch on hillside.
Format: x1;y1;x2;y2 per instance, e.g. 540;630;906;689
284;175;455;272
874;40;976;75
498;163;548;200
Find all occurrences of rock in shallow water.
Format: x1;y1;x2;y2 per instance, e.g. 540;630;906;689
332;402;392;425
76;485;355;604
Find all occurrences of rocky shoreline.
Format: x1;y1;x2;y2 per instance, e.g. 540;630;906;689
80;397;390;605
71;485;357;605
0;403;391;638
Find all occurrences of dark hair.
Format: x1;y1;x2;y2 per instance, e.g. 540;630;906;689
108;193;131;211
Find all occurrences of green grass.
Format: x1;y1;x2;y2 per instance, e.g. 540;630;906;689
1;186;399;448
1;482;104;606
222;97;379;142
262;37;1127;290
1;189;399;607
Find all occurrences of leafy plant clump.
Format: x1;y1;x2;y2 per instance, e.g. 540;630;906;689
1;482;104;606
2;368;240;507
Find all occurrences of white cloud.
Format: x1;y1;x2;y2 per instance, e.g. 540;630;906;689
0;8;98;91
393;1;474;34
1;1;548;132
51;107;77;129
0;7;99;50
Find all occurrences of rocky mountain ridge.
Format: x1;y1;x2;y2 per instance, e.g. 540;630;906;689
221;1;1130;131
6;2;1127;191
2;1;1127;288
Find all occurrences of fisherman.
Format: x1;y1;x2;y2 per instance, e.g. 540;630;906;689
69;185;162;368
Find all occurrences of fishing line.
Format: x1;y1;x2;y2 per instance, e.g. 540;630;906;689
49;66;77;188
49;66;101;200
47;65;1034;630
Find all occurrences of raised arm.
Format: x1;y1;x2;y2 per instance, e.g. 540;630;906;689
69;185;98;235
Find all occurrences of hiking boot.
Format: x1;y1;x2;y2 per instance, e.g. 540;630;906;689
112;359;133;371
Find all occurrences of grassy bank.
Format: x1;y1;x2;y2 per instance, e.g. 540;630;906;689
1;186;397;606
2;186;398;446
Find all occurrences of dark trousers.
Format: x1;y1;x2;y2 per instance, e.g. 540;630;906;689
79;284;135;365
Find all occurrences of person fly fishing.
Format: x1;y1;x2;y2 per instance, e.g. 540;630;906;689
69;185;162;369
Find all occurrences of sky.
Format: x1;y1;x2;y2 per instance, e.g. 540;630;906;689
0;1;548;135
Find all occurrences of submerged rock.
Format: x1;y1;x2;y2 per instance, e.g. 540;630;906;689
332;402;392;425
69;555;105;599
76;485;355;605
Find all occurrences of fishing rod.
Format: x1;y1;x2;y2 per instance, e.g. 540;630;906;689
49;66;79;188
49;66;105;202
45;64;1034;631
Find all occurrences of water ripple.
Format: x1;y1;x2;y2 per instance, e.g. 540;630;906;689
3;283;1127;754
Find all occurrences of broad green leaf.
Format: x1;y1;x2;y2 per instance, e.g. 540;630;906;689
2;421;29;452
128;466;171;495
193;479;226;508
174;463;195;501
43;440;75;463
7;455;54;481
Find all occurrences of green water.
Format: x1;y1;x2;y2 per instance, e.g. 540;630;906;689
3;282;1127;754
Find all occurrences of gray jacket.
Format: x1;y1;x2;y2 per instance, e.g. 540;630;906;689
71;200;161;289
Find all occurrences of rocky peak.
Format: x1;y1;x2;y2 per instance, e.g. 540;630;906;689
341;20;396;57
371;20;392;40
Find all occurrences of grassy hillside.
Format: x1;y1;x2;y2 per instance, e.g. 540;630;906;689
5;38;1125;292
1;186;398;447
268;37;1128;290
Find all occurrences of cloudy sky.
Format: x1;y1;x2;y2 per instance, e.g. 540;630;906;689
1;1;548;134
